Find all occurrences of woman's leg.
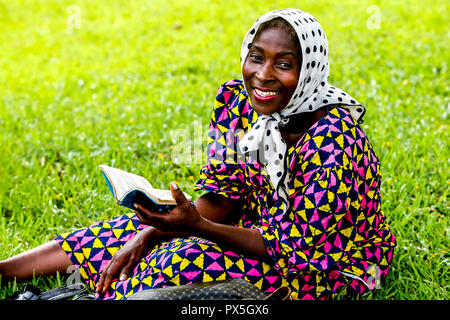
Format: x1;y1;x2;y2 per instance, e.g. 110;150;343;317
0;240;73;281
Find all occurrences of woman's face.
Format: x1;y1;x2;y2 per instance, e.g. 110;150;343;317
242;27;301;115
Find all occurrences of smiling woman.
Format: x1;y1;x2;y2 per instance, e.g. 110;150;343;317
0;8;396;300
242;18;301;116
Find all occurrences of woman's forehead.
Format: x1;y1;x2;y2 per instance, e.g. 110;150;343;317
252;27;300;54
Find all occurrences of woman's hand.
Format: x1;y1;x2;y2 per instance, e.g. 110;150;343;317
95;226;156;294
134;182;206;233
134;182;269;260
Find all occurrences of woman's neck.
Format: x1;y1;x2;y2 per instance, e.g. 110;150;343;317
279;108;328;148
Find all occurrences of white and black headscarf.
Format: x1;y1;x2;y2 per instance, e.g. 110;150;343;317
239;9;365;210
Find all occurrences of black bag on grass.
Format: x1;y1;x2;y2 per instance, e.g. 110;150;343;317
6;284;95;300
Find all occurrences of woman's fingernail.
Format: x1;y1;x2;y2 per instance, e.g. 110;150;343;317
120;274;127;281
171;182;178;190
133;203;138;209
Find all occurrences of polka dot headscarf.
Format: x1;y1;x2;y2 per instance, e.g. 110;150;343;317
239;8;365;211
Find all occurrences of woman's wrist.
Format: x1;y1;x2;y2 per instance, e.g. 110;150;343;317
138;226;157;241
192;215;211;237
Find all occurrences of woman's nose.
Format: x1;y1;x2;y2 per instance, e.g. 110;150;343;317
255;63;275;82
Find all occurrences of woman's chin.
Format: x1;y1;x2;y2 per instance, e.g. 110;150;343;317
251;101;285;115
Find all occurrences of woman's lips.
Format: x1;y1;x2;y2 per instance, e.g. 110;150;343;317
253;88;280;101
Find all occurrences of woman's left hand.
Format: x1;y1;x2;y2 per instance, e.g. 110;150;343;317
133;182;205;233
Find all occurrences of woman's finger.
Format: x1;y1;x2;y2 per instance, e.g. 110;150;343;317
119;258;136;282
101;256;126;292
170;182;189;206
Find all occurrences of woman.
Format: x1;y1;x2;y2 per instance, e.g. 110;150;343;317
0;9;396;300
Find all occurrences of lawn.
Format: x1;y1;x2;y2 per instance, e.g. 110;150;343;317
0;0;448;299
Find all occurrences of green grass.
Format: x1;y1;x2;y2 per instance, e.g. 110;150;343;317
0;0;448;299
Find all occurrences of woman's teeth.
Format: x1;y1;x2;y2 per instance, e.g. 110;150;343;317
254;88;279;97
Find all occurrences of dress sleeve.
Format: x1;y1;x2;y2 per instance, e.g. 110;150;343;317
194;83;246;199
256;163;356;275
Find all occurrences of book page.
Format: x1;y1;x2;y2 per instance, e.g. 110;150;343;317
99;165;153;199
146;189;192;204
151;189;178;202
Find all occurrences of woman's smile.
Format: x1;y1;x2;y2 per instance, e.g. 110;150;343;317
253;87;280;100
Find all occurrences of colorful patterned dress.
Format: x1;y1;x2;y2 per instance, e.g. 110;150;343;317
55;79;396;300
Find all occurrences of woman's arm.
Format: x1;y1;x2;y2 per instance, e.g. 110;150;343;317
134;182;269;260
96;191;244;294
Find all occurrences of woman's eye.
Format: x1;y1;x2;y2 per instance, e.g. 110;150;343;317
278;62;292;69
249;53;263;62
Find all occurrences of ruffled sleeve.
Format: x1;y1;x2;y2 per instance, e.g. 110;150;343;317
256;162;357;275
194;81;247;199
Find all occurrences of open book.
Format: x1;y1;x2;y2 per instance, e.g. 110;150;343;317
99;165;192;213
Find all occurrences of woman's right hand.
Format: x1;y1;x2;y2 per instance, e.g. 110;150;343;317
95;226;156;294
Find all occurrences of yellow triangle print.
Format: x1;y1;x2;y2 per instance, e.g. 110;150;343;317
61;241;72;252
231;105;240;116
262;262;271;274
242;117;248;128
318;203;331;212
254;277;263;289
216;272;227;281
351;126;356;138
107;247;119;256
163;265;173;278
277;257;286;269
341;121;349;133
313;135;324;148
298;209;307;221
139;262;148;271
125;220;135;231
217;123;228;133
329;252;344;262
87;261;97;274
142;276;152;287
235;259;245;273
224;256;234;270
171;253;183;265
82;247;91;259
113;228;124;239
74;252;85;264
310;152;322;166
335;134;344;148
93;238;104;248
312;249;323;260
180;258;191;271
171;273;181;285
203;272;214;283
193;254;204;269
131;277;140;288
304;196;315;209
354;233;365;242
217;134;226;146
341;226;353;238
366;167;373;180
342;153;350;166
90;226;101;236
290;278;299;291
330;108;340;117
290;224;301;237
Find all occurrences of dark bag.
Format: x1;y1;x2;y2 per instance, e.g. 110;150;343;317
6;284;95;300
127;278;293;300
